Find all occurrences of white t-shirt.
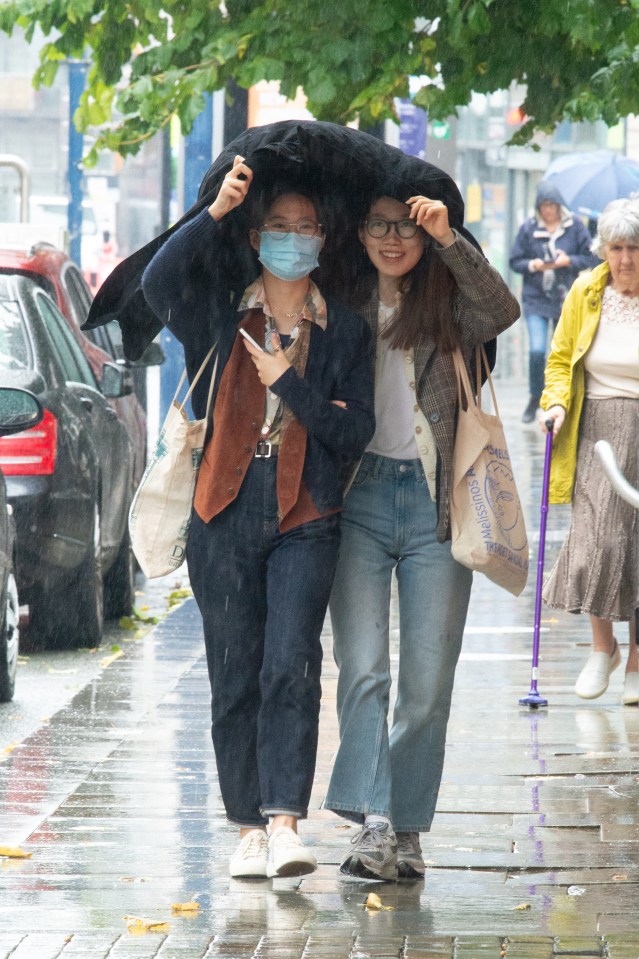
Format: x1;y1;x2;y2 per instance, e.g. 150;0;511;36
366;303;420;459
365;303;437;500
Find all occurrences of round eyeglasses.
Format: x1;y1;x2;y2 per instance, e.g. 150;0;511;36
261;217;323;239
364;217;419;239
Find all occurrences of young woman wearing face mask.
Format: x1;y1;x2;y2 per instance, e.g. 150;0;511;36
141;157;375;880
325;195;519;880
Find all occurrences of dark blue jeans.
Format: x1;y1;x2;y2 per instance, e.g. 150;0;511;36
187;456;340;826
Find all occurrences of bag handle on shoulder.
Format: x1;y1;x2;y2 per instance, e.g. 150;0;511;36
453;345;500;418
172;342;219;418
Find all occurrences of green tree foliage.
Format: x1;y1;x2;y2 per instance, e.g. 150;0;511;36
1;0;639;163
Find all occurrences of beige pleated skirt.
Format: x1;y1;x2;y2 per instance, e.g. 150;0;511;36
543;397;639;621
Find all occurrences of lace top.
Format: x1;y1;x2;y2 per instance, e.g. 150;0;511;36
584;284;639;398
600;284;639;326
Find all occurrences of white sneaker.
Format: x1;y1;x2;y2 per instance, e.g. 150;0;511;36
266;826;317;878
229;829;268;878
575;643;621;699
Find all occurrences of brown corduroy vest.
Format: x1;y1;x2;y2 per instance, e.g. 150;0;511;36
194;309;336;532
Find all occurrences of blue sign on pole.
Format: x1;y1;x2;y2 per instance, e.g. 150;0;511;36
67;61;88;268
398;100;428;161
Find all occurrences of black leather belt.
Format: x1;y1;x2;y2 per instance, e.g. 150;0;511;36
255;440;278;458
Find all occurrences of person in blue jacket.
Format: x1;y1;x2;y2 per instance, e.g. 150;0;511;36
509;182;598;423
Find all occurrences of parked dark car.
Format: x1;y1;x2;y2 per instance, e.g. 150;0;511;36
0;242;163;488
0;386;43;700
0;273;135;648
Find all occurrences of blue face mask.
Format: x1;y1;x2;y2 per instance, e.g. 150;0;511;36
258;231;322;282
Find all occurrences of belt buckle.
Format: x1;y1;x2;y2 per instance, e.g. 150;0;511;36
255;440;272;458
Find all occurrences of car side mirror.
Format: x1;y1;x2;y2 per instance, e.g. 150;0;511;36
101;362;134;398
131;341;165;368
0;387;44;436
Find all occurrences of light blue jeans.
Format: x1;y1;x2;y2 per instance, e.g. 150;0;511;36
325;453;472;832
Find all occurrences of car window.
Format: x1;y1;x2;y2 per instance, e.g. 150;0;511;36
0;299;31;370
84;323;112;358
104;319;125;358
36;294;97;387
63;264;93;326
84;319;124;362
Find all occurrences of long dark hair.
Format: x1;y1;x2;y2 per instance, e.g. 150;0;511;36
384;246;459;352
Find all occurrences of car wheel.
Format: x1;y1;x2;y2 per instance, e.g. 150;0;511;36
0;570;19;702
104;526;136;620
41;503;104;650
68;502;104;647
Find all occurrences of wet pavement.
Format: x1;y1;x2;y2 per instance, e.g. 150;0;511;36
1;573;192;750
1;372;638;956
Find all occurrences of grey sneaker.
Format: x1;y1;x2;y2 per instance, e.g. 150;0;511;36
340;822;398;880
396;831;425;879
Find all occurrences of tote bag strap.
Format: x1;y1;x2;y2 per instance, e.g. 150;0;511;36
173;342;219;418
453;346;500;418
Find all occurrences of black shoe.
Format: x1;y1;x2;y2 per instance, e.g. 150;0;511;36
521;397;539;424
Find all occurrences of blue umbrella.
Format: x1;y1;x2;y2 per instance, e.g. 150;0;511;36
541;149;639;219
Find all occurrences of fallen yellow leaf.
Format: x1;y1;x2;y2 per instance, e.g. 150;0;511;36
0;846;32;858
99;649;124;668
612;873;628;881
124;915;170;933
364;892;394;911
512;902;531;911
171;901;200;913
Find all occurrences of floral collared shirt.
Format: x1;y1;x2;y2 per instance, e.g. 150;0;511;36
238;277;328;331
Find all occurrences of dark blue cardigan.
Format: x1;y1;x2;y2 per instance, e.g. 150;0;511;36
141;209;375;515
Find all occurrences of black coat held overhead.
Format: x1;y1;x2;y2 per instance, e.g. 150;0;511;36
82;119;495;369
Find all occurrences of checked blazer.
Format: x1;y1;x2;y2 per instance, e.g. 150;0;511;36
359;231;520;542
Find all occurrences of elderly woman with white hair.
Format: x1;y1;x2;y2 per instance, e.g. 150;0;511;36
540;197;639;705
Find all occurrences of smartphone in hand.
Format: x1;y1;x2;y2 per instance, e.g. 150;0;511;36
238;328;265;352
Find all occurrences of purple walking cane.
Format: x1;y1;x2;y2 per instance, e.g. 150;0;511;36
520;419;555;708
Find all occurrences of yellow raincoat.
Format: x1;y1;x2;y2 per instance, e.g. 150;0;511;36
540;260;609;504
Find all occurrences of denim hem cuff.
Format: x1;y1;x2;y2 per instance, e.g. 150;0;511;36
226;815;268;827
260;806;306;819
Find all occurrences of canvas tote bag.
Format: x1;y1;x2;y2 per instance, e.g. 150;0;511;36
129;344;218;578
450;347;529;596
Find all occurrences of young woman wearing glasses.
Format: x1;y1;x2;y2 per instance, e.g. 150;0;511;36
141;157;374;881
325;194;519;880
